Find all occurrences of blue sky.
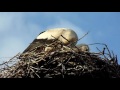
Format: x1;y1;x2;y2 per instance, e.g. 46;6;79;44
0;12;120;63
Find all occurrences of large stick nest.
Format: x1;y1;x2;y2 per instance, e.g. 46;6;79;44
0;40;120;78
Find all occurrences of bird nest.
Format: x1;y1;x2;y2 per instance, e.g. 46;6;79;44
0;40;119;78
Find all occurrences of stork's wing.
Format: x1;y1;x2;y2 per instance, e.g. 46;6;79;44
38;31;45;35
22;31;46;53
22;39;45;53
22;38;57;53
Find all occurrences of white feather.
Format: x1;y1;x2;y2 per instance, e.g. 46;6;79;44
36;28;78;46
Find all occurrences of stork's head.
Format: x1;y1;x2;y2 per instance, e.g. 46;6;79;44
76;44;90;52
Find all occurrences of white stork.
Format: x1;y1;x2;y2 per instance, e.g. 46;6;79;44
76;44;90;52
22;28;78;53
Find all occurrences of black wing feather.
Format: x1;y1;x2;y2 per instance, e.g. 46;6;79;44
22;38;56;53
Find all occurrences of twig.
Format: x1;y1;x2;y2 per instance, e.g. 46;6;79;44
96;47;108;60
78;31;89;41
0;53;20;66
104;44;112;59
30;68;40;78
